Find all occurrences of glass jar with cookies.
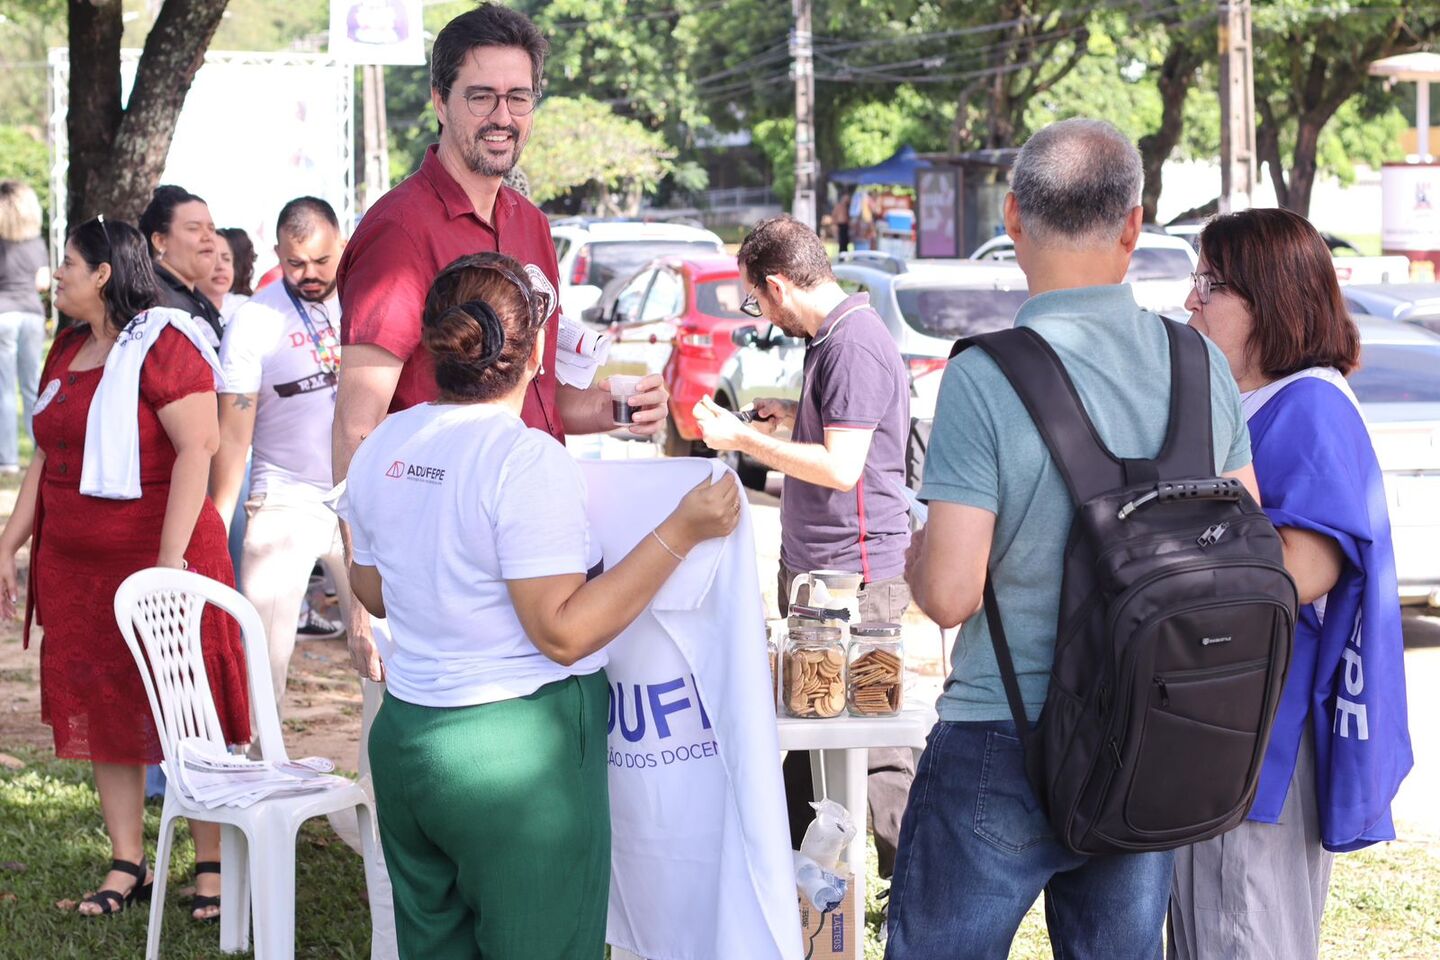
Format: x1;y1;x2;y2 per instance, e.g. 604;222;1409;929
783;624;847;719
847;622;904;717
766;619;784;715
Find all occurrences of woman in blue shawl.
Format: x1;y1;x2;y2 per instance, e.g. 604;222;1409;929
1168;209;1412;959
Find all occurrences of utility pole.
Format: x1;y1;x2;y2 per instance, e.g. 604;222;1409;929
791;0;817;230
360;63;392;212
1218;0;1256;212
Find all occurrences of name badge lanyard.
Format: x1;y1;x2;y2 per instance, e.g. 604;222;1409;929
283;284;339;393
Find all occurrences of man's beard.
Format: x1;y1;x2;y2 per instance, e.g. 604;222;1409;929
461;123;526;177
770;304;807;338
287;277;336;303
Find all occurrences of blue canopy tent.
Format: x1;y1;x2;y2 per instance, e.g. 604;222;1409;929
829;145;931;187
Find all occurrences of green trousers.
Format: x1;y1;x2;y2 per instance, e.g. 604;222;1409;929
368;671;611;960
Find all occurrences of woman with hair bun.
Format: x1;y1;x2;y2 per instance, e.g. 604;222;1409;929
335;251;741;959
140;184;223;344
0;217;249;920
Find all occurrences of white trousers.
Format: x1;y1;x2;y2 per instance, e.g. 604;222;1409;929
240;493;350;711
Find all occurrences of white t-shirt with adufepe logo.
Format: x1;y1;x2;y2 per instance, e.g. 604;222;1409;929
336;401;605;708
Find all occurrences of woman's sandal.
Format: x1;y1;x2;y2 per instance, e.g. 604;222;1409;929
79;858;153;917
190;860;222;922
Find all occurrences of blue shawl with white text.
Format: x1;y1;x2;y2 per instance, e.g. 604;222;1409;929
1245;374;1411;852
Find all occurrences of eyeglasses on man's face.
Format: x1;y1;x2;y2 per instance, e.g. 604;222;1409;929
461;88;541;119
740;284;763;318
1189;271;1228;305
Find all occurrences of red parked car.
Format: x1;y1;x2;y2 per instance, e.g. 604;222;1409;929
585;254;750;456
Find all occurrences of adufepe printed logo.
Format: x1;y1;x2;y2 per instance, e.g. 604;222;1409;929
384;460;445;484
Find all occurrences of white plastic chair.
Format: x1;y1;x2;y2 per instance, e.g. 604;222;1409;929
115;568;378;960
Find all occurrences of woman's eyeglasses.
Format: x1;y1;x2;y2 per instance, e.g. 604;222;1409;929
1189;272;1228;305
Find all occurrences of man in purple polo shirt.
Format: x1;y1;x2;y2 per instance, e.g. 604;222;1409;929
697;214;913;875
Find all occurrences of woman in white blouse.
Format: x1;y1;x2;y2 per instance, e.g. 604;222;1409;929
338;251;739;960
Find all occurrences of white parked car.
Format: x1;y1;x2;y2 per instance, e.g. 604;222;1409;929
971;229;1197;317
1350;316;1440;604
549;218;725;320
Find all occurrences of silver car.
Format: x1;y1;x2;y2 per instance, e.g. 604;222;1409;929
1351;317;1440;604
1343;283;1440;334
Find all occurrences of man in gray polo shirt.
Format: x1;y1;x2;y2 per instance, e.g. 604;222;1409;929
886;120;1257;958
696;214;913;874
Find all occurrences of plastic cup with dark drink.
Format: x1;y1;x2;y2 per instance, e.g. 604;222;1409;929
609;375;642;425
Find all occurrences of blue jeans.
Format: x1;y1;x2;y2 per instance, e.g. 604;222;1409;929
0;311;44;464
885;721;1172;960
226;457;251;592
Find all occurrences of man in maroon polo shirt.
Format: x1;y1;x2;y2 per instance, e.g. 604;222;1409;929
333;3;668;682
331;11;667;947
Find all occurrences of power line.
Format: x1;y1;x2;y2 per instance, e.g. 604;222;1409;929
693;39;793;86
811;0;1211;54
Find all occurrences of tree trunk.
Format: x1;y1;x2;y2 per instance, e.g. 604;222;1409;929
1255;98;1289;211
67;0;230;225
66;0;124;227
986;64;1014;150
1138;41;1203;223
1283;117;1326;216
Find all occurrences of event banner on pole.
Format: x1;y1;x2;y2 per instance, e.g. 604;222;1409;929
329;0;425;65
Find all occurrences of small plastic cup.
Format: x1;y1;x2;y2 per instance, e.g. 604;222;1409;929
609;375;642;425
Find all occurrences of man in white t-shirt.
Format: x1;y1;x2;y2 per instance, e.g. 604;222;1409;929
211;196;350;710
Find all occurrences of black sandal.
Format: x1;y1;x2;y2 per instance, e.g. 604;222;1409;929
190;860;221;922
79;858;152;917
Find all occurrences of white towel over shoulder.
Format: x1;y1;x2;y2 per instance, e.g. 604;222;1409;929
81;307;224;500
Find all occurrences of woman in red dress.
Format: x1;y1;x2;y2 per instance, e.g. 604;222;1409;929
0;218;250;919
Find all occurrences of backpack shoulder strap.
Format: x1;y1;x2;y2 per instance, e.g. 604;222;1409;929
952;328;1124;504
1151;319;1216;480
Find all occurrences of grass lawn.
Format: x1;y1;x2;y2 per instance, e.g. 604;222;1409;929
858;824;1440;959
2;749;1438;959
0;748;370;959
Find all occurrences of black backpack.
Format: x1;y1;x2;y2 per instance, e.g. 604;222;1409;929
952;320;1297;855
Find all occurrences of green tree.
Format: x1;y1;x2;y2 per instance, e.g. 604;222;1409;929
518;0;710;145
0;125;50;216
1253;0;1440;215
524;94;675;213
0;0;64;131
62;0;232;224
751;116;795;208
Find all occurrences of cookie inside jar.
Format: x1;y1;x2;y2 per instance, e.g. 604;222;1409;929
847;622;904;717
783;624;847;719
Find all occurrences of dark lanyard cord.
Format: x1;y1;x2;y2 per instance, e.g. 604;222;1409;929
282;284;339;388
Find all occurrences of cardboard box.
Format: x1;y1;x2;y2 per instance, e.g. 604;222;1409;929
797;869;858;960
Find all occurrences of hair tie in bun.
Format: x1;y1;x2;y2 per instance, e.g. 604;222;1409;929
453;299;507;368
